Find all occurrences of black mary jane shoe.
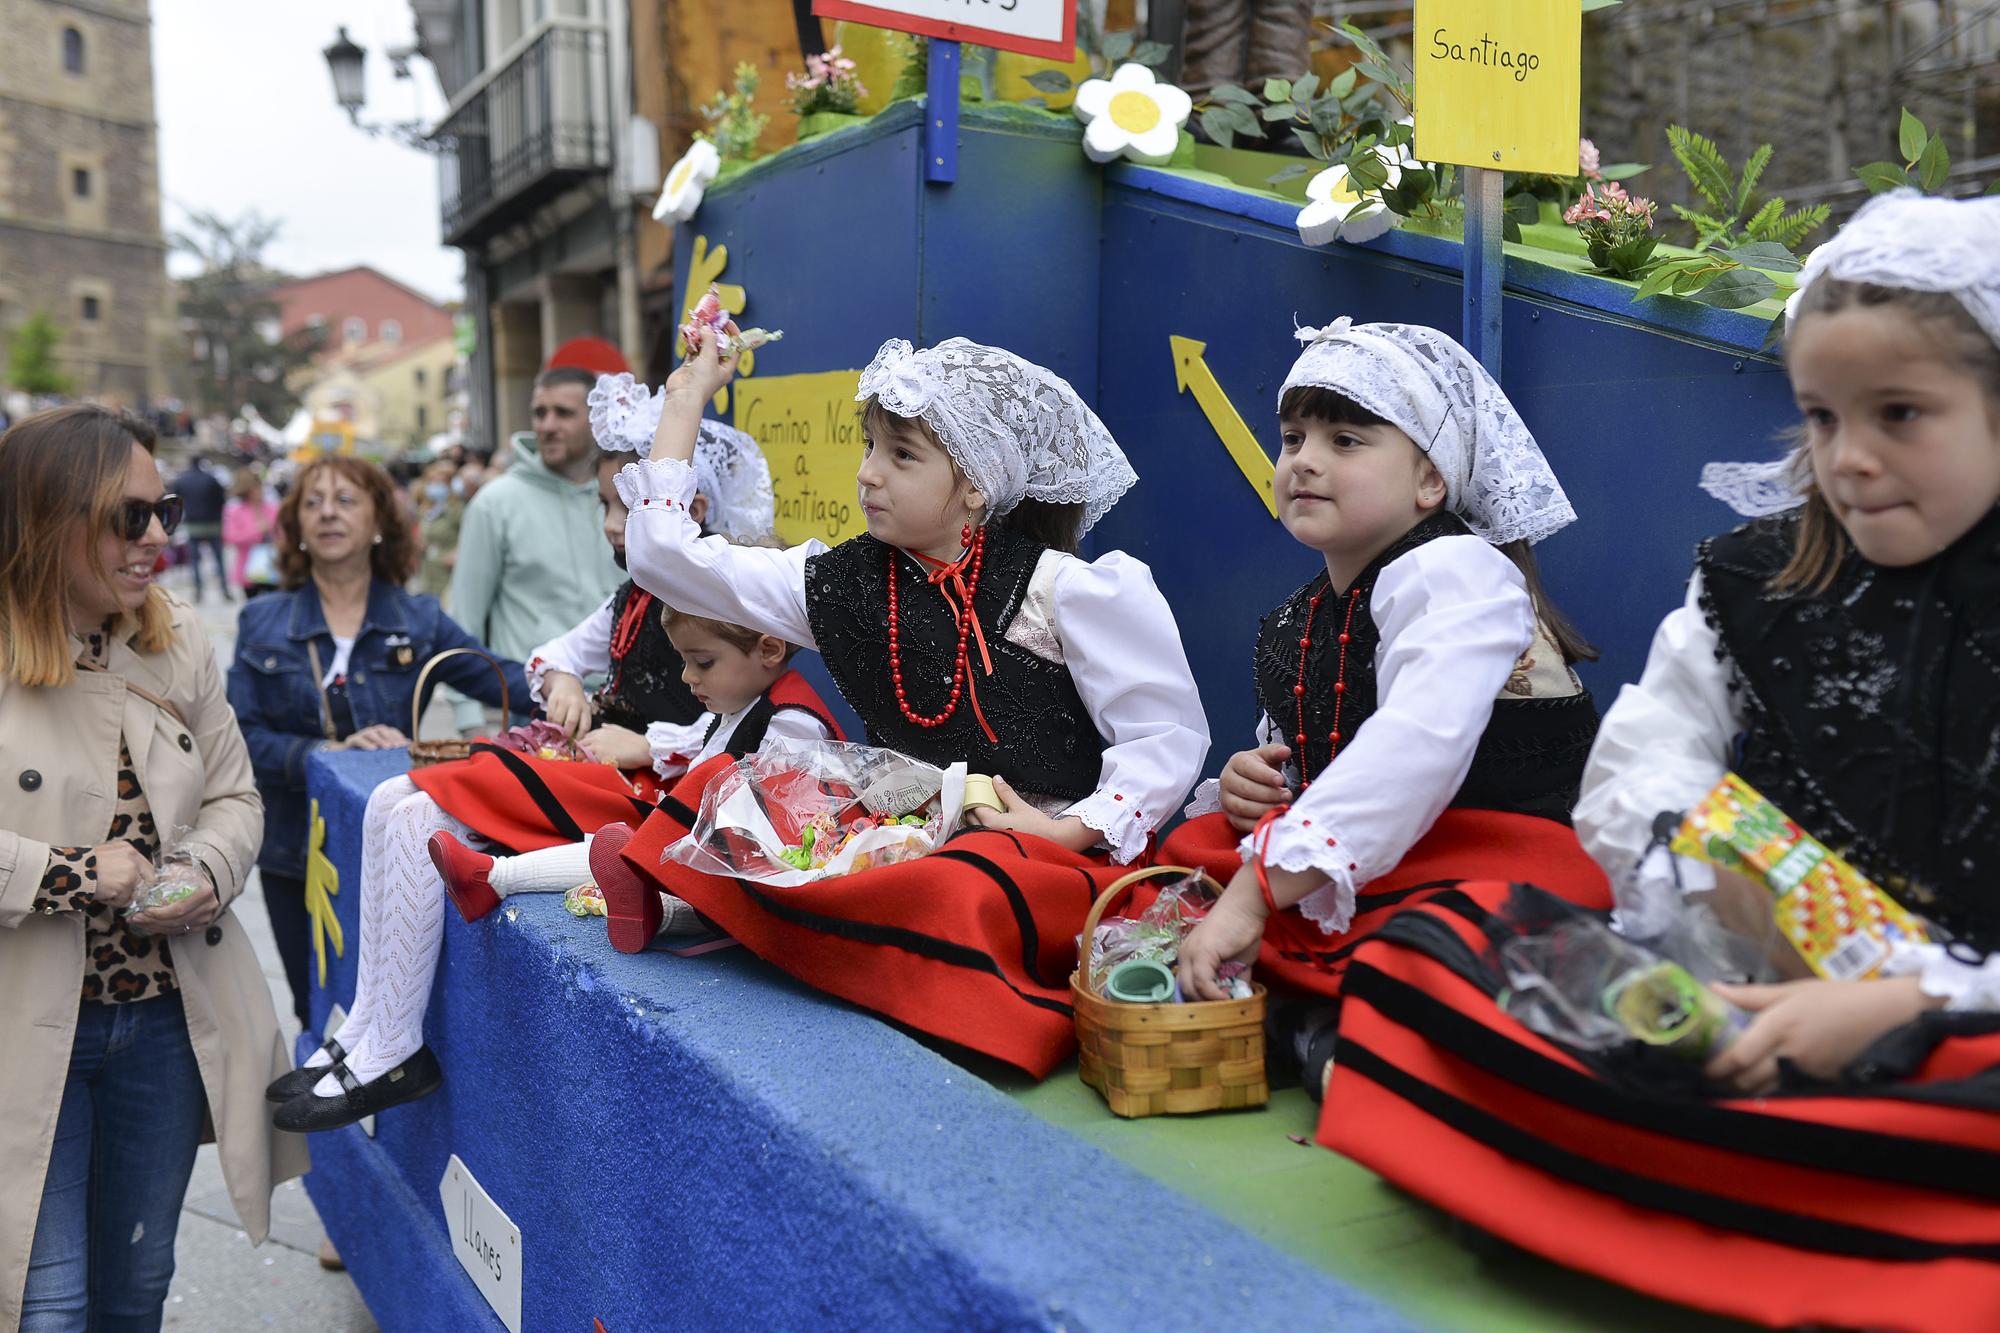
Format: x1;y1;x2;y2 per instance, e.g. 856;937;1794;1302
272;1046;443;1133
265;1036;349;1104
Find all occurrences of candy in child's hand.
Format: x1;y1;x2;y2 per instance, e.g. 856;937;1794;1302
678;284;782;358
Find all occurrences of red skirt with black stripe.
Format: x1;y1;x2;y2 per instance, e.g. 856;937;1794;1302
1321;882;2000;1332
1155;809;1611;998
618;754;1133;1079
410;745;662;853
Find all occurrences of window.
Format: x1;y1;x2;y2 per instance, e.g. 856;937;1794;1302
417;405;430;434
80;294;101;322
62;27;84;75
256;317;282;344
71;167;90;198
305;313;327;329
342;316;367;345
414;367;427;388
380;318;402;343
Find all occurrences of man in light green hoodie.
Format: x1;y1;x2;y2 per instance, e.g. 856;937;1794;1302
447;366;624;691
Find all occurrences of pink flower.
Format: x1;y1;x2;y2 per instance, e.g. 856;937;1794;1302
1599;180;1629;204
1629;195;1657;224
1578;137;1602;179
1564;193;1610;225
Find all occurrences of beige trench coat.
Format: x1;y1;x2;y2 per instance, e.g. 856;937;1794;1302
0;596;310;1326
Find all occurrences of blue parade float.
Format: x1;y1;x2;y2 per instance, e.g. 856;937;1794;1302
302;99;1792;1330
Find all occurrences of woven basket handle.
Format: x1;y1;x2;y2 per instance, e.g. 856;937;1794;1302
410;648;510;736
1078;864;1222;996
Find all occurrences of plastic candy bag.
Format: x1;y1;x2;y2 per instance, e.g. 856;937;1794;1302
661;737;966;886
123;836;209;935
1083;875;1215;996
1498;915;1747;1061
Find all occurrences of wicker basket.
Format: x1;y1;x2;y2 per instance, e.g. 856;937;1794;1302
1071;864;1268;1118
407;648;511;769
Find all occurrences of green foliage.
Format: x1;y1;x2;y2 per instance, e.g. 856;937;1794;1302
1021;3;1172;98
6;309;71;396
1666;125;1828;251
698;62;767;162
1856;107;1957;195
174;210;325;421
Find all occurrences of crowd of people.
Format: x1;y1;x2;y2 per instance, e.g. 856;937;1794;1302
2;189;1997;1329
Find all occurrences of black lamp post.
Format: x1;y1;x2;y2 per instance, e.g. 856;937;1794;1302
323;27;445;152
323;27;367;123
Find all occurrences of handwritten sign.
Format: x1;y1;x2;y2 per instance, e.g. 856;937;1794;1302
731;369;869;547
811;0;1074;61
440;1154;522;1333
1413;0;1581;176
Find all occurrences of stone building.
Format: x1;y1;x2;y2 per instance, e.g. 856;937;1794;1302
0;0;171;404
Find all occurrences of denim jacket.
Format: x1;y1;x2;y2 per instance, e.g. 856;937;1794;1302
228;580;529;877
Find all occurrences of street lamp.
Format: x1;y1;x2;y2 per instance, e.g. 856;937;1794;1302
322;27;448;153
323;27;367;122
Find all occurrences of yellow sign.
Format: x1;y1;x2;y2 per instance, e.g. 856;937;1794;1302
732;369;869;547
1413;0;1581;176
1170;336;1276;518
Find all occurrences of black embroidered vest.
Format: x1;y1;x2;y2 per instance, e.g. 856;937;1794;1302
1253;513;1598;823
591;581;704;733
1699;508;2000;949
804;531;1105;800
696;670;842;760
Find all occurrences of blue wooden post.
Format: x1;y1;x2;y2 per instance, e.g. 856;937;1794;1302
1461;166;1504;377
925;40;960;184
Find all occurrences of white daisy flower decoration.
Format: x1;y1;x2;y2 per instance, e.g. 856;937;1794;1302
1072;63;1191;166
1296;146;1408;247
654;138;722;223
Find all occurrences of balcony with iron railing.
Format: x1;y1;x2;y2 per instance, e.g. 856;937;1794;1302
434;18;612;248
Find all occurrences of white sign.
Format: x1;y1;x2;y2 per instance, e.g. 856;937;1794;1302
440;1154;523;1333
811;0;1074;61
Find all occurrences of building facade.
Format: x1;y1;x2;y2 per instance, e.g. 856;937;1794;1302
266;264;457;354
407;0;803;443
0;0;171;405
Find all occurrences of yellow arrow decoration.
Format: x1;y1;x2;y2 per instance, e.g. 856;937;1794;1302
1170;336;1277;518
304;798;345;987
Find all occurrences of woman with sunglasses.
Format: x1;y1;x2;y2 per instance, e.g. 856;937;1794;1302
227;456;526;1031
0;405;307;1329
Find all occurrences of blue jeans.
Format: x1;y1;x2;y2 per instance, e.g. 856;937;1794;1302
22;992;207;1333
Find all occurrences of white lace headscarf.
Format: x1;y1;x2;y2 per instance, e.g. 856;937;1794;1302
586;372;777;542
1280;318;1576;545
856;338;1139;535
1700;189;2000;516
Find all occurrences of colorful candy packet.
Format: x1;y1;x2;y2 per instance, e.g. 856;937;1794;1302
678;285;782;357
1670;773;1930;982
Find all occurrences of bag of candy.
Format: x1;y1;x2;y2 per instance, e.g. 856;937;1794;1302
1498;915;1748;1061
123;833;211;935
661;737;967;886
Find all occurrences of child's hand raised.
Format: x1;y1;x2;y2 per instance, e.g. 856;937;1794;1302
665;322;739;405
1220;743;1293;833
1703;976;1942;1095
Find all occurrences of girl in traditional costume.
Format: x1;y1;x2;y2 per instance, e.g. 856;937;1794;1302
1320;192;2000;1331
593;330;1209;1078
1163;320;1608;1080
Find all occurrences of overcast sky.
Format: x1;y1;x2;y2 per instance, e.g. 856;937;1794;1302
154;0;463;303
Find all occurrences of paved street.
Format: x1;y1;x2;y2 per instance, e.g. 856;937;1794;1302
163;571;376;1332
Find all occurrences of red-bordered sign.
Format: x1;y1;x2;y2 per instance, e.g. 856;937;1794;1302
810;0;1075;62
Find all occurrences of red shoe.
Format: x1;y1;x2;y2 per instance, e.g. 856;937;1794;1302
429;831;500;922
590;823;661;953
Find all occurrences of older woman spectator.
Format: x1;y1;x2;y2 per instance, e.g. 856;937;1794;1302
0;405;307;1329
228;456;525;1029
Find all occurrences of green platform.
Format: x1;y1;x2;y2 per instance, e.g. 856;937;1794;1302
998;1066;1752;1332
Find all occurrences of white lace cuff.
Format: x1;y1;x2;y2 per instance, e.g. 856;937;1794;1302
525;654;556;708
1063;789;1155;865
1239;815;1361;934
646;716;713;781
1183;778;1222;819
1880;940;2000;1012
614;456;699;511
